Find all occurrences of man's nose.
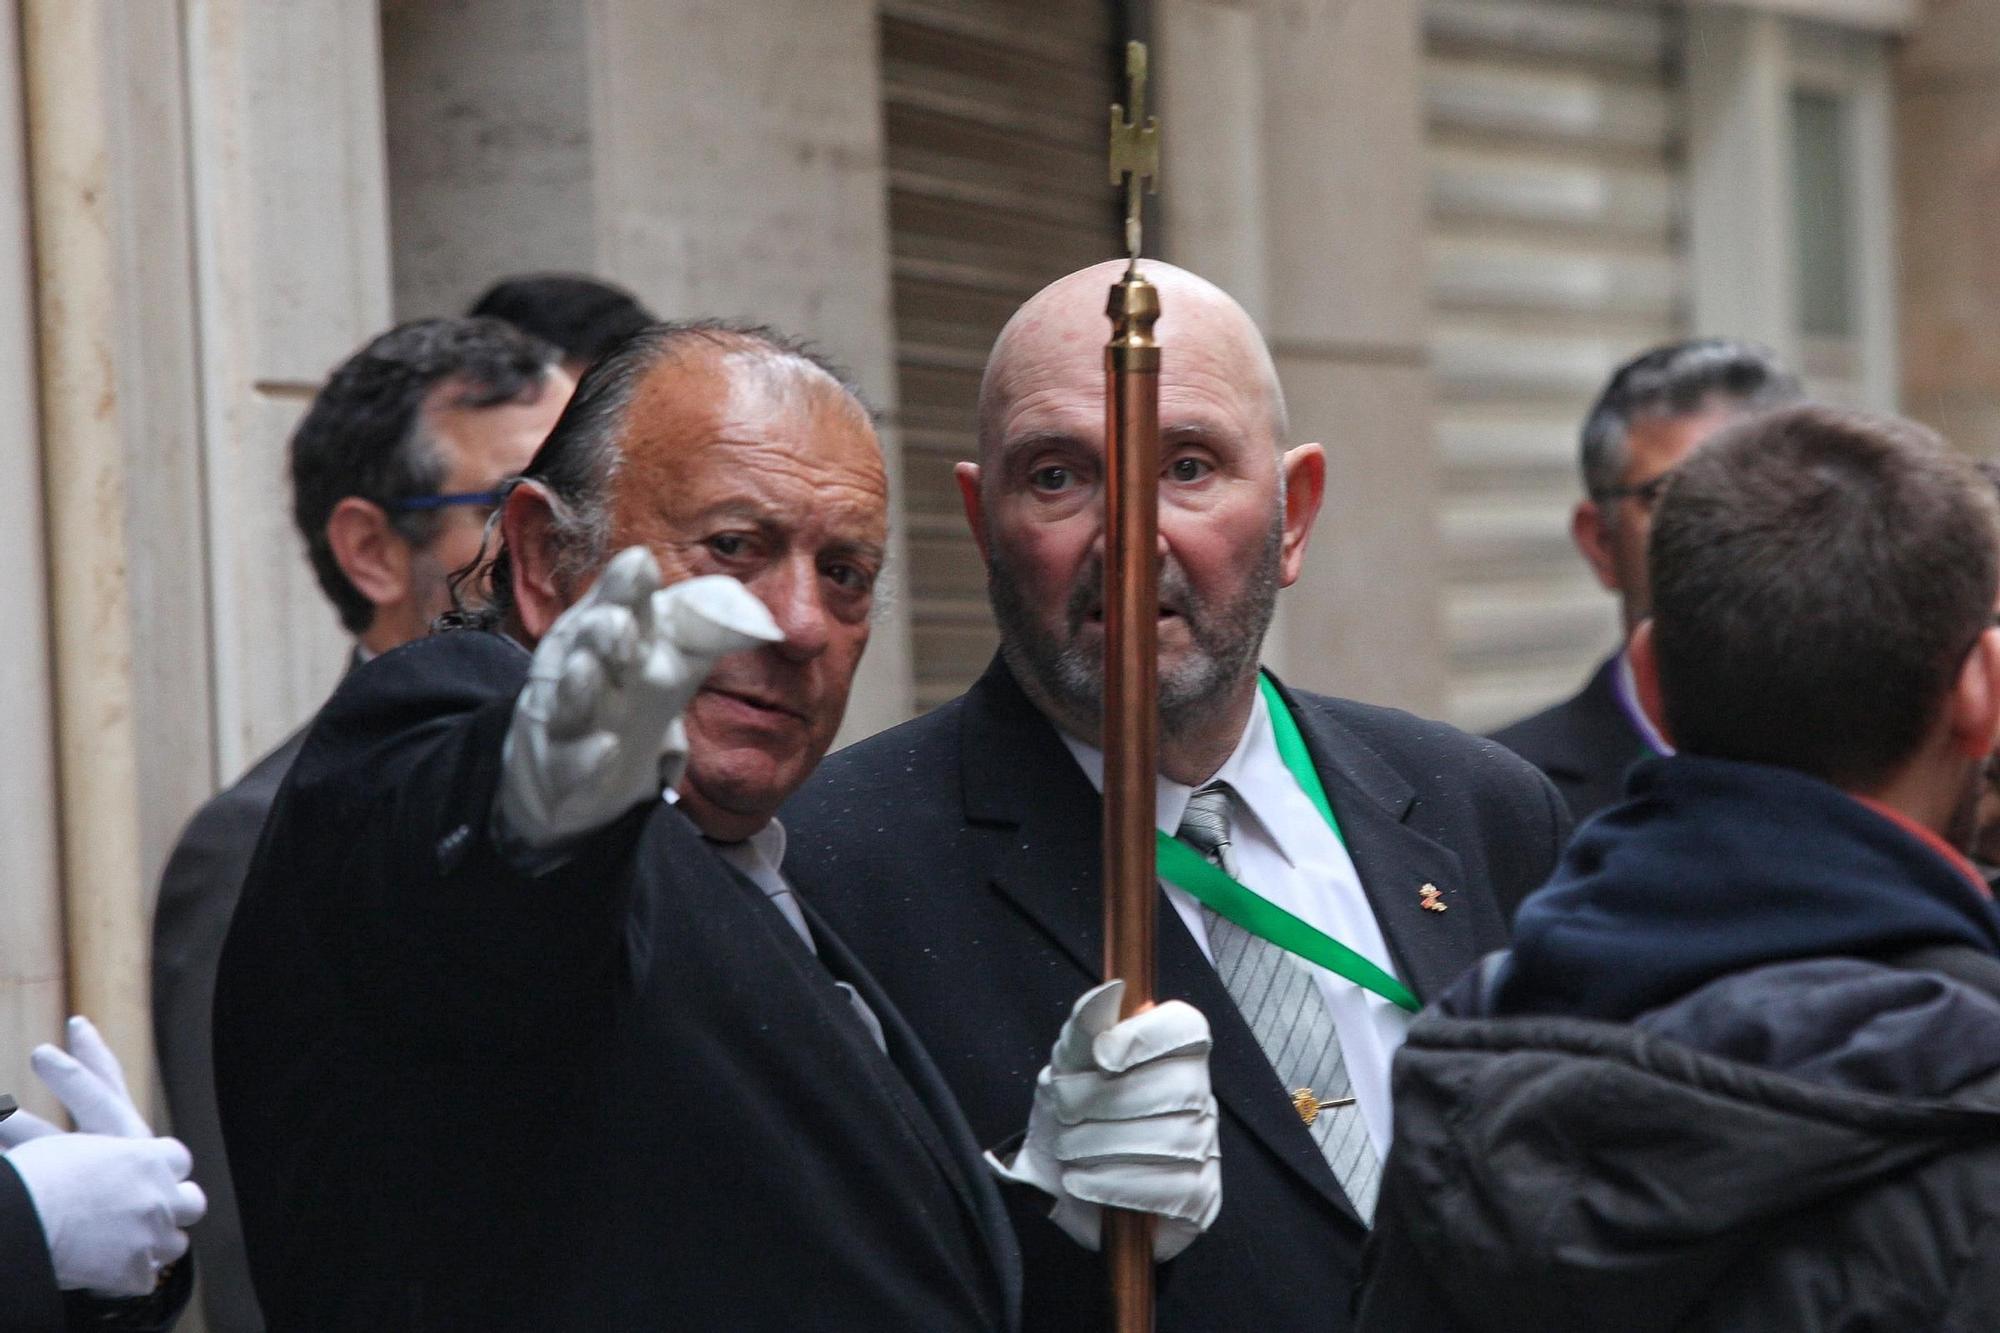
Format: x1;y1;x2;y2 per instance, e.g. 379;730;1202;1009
1085;519;1172;566
753;556;832;663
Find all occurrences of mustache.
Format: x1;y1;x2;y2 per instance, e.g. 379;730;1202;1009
1064;554;1195;634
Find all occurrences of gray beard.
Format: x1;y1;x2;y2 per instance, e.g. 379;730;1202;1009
988;509;1282;744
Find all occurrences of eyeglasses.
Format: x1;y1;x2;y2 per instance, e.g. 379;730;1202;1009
1594;472;1674;511
386;490;504;515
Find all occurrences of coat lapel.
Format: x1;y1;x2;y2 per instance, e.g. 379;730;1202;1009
961;660;1363;1223
1274;677;1506;1003
803;899;1023;1330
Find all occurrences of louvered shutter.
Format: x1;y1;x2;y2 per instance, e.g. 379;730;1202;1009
1423;0;1689;731
879;0;1122;710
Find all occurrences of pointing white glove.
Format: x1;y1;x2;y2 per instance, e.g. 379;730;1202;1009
990;980;1222;1262
497;545;781;850
0;1016;206;1296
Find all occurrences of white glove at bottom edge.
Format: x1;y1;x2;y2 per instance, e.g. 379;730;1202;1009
0;1016;206;1297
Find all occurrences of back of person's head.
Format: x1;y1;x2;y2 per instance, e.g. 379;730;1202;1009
1650;404;2000;788
1581;339;1803;499
291;317;559;635
467;274;655;371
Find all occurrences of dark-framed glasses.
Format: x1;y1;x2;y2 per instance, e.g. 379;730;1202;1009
1595;472;1674;511
386;490;504;515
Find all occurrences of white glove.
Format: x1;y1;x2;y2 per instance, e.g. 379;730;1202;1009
497;545;781;850
0;1016;206;1296
990;980;1221;1262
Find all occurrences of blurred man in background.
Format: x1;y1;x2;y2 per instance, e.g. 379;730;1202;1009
467;272;654;378
151;318;569;1332
1492;339;1800;824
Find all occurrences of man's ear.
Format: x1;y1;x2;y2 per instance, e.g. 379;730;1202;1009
500;481;570;643
1946;625;2000;759
954;461;989;562
1626;618;1674;748
1277;444;1326;588
1573;498;1619;592
325;497;411;616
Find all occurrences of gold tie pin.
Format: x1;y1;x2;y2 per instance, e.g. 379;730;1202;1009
1291;1087;1356;1127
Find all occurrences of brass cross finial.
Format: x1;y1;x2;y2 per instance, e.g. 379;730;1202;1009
1108;40;1161;265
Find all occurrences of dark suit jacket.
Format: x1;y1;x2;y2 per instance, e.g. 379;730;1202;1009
0;1156;193;1333
153;730;305;1333
213;630;1020;1331
782;657;1570;1332
1489;655;1652;827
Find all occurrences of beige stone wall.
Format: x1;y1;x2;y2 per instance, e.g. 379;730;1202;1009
1160;0;1443;717
383;0;594;319
0;0;389;1119
379;0;915;741
1897;0;2000;456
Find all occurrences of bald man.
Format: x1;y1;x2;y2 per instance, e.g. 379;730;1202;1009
784;262;1568;1330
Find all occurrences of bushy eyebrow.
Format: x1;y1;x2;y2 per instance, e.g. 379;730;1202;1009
687;500;885;565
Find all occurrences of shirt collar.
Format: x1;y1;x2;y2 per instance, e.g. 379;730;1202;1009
1613;649;1675;756
664;788;788;875
1056;678;1308;868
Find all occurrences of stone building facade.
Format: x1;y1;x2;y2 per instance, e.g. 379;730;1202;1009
0;0;1987;1168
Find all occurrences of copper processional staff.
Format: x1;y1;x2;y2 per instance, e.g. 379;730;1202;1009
1102;39;1162;1333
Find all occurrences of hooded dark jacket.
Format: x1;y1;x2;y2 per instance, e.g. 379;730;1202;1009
1358;756;2000;1332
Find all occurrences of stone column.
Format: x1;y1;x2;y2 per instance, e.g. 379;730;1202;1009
0;1;64;1120
21;0;154;1101
1896;2;2000;455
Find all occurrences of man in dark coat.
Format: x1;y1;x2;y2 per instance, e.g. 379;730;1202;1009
214;322;1217;1330
784;262;1569;1331
1490;339;1800;824
1361;405;2000;1330
153;318;569;1333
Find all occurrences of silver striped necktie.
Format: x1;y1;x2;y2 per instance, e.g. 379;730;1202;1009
1177;782;1381;1222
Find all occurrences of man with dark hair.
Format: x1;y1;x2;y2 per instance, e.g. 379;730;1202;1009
152;317;570;1332
1492;338;1801;823
1360;405;2000;1330
212;320;1218;1329
782;262;1568;1331
466;272;654;376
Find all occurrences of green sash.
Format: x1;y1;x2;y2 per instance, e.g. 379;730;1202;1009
1151;674;1421;1014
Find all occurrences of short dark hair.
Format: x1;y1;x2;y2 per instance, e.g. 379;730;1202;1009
291;317;559;634
1581;339;1802;500
1650;404;2000;788
449;318;872;634
466;274;655;369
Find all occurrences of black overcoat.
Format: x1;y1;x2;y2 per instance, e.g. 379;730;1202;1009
1489;654;1649;826
783;657;1568;1332
214;630;1020;1331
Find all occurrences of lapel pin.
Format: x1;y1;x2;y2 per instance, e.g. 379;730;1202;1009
1419;883;1447;913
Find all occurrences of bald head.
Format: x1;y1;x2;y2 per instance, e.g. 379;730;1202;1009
976;259;1288;467
956;260;1328;782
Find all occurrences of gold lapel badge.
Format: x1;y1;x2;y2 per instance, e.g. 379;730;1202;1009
1419;883;1447;913
1291;1087;1357;1127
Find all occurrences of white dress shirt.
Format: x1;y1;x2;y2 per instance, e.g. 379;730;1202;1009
1060;686;1412;1155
